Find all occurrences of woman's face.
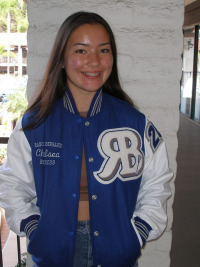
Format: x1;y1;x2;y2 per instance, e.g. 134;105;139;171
64;23;113;96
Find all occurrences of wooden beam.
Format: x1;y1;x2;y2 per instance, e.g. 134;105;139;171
0;138;9;144
184;0;200;27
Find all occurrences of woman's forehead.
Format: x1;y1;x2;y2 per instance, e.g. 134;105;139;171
67;24;110;45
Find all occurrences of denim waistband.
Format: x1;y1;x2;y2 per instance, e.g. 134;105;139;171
77;220;91;234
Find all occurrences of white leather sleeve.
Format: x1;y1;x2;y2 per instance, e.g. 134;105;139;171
133;120;173;240
0;119;40;236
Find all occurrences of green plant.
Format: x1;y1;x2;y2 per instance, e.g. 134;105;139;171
0;86;28;125
0;0;28;33
0;145;7;166
0;45;16;57
15;252;27;267
0;86;27;164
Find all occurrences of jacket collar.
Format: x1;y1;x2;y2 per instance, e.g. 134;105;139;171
63;86;103;117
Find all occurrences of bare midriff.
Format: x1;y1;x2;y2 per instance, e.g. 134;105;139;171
78;112;90;221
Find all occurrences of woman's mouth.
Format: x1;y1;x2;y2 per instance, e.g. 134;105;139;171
82;72;101;78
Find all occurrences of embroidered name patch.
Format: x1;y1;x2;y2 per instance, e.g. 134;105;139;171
94;128;144;184
34;141;63;166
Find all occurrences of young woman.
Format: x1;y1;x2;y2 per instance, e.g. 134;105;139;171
0;11;172;267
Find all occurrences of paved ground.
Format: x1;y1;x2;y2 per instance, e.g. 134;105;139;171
171;114;200;267
2;231;26;267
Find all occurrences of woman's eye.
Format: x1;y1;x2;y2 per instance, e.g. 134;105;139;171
100;48;110;53
75;49;86;54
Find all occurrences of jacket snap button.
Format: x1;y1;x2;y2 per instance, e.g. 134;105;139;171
85;121;90;126
92;195;97;200
73;155;79;160
77;117;82;123
94;231;99;236
89;157;94;162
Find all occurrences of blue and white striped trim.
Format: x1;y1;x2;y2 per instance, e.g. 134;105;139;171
134;216;152;247
63;92;75;114
20;214;40;239
89;90;102;117
24;220;39;239
63;87;103;117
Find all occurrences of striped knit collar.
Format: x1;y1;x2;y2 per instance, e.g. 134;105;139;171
63;86;103;117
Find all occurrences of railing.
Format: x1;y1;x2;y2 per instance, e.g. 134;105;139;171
0;137;22;267
0;57;27;64
0;138;9;144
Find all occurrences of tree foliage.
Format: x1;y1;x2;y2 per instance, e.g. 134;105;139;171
15;253;27;267
0;86;28;125
0;44;15;57
0;0;28;33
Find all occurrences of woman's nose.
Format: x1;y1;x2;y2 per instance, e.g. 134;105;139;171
87;52;100;67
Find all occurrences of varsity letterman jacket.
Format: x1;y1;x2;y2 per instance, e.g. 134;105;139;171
0;88;172;267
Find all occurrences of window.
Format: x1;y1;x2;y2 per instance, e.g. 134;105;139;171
180;28;195;117
181;0;200;123
194;27;200;122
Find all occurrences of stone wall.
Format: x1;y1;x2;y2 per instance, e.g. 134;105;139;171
27;1;184;266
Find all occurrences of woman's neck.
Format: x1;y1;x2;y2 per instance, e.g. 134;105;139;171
69;87;96;113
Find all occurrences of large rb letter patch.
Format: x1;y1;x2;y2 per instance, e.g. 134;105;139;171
93;128;144;184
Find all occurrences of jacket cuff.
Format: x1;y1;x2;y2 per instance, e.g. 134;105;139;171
134;216;152;247
20;214;40;239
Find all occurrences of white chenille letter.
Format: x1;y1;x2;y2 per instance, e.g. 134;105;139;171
94;128;144;184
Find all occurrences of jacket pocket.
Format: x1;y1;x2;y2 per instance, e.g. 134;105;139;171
131;218;143;248
20;214;40;240
131;216;152;248
27;217;71;266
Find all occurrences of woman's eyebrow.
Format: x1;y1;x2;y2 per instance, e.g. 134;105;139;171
72;42;111;46
99;42;111;46
73;43;90;46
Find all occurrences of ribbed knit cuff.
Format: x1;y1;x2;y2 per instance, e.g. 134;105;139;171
20;214;40;240
134;216;152;247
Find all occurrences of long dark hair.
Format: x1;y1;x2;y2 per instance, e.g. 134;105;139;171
24;11;133;129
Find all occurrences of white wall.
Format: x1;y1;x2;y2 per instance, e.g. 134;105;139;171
27;1;184;266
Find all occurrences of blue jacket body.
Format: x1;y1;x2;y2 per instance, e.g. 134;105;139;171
0;88;172;267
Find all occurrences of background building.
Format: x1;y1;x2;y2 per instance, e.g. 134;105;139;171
0;32;27;76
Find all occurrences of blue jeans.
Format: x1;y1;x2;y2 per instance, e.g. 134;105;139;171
33;221;138;267
73;220;94;267
72;221;138;267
